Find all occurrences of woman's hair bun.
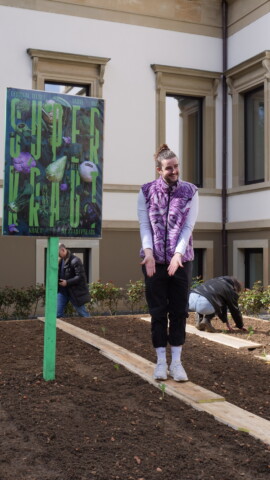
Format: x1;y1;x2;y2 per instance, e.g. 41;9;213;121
154;144;176;165
156;144;169;156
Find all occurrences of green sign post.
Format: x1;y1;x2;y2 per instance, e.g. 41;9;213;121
3;88;104;380
43;237;59;380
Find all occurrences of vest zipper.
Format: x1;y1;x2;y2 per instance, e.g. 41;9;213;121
164;186;172;264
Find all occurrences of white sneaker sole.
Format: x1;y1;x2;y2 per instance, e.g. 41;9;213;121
169;366;188;382
153;364;168;381
153;374;168;380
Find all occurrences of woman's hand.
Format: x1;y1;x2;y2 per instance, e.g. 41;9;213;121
167;253;183;276
141;249;156;277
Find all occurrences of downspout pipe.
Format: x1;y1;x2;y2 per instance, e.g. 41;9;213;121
222;0;228;275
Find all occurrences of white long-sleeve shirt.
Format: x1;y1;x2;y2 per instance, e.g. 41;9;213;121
137;188;199;256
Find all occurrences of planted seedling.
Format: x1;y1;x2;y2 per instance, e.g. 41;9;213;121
159;383;166;400
247;325;255;339
255;348;270;362
101;326;106;336
114;363;120;371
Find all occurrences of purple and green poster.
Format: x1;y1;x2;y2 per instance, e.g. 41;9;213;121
2;88;104;237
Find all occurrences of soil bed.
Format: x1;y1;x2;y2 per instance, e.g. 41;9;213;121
0;314;270;480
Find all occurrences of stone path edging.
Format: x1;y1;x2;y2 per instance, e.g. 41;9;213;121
39;318;270;446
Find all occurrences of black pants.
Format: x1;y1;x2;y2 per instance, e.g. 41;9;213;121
142;262;193;348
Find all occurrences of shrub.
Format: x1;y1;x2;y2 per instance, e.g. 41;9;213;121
0;287;17;319
90;281;107;307
125;279;146;313
89;281;124;315
64;302;76;317
12;277;270;319
28;284;45;317
12;287;36;319
238;281;264;316
0;285;45;320
260;285;270;311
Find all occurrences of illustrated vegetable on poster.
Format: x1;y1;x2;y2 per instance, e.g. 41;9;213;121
2;88;104;380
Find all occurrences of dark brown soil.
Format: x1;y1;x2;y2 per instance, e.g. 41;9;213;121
0;314;270;480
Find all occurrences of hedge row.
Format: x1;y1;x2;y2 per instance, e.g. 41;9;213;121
1;279;269;320
0;280;147;319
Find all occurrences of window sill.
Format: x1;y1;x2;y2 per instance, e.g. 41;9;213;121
228;182;270;195
198;187;222;196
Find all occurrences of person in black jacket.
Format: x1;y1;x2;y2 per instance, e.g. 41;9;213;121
189;276;246;333
57;244;91;318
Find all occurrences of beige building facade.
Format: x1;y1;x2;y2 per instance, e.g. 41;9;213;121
0;0;270;291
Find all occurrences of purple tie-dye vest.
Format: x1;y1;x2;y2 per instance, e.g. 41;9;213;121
141;177;197;264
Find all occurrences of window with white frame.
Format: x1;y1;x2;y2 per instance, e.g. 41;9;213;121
193;248;204;281
193;240;214;281
27;49;110;97
152;64;220;189
244;248;263;289
166;95;203;187
37;239;100;285
244;86;264;185
233;239;268;288
45;82;89;96
227;51;270;190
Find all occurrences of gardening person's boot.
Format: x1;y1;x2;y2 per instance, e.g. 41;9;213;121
195;313;205;330
200;314;216;333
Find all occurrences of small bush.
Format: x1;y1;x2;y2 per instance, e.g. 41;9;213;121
89;281;124;315
12;287;36;319
260;285;270;311
239;281;265;316
12;277;270;319
0;287;17;319
64;302;76;317
0;284;45;320
125;279;145;313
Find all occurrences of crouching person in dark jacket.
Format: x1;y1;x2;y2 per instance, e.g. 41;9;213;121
189;276;246;333
57;243;91;318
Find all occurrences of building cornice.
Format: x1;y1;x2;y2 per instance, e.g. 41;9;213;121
0;0;222;38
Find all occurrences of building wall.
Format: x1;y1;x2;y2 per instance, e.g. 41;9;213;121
228;11;270;68
1;1;270;290
227;0;270;36
225;5;270;286
0;3;222;289
100;229;142;286
0;237;36;288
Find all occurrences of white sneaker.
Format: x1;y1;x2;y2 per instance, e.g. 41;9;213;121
169;362;188;382
153;362;168;380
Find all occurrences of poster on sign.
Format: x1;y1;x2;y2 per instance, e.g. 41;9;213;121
2;87;104;238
